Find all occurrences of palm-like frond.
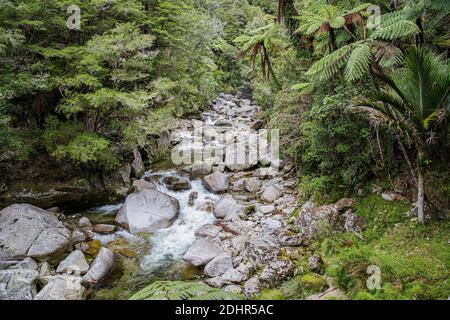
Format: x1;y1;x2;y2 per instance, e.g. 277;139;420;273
359;46;450;143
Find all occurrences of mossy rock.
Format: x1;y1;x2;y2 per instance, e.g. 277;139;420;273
298;273;327;291
257;289;285;300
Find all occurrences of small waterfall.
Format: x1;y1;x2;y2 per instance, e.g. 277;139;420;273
139;171;220;271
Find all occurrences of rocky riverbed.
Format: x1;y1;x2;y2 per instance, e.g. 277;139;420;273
0;94;368;300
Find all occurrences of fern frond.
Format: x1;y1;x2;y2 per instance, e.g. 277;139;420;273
129;281;243;301
306;44;353;79
345;43;372;81
370;20;420;40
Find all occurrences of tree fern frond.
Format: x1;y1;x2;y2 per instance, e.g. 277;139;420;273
345;43;372;81
306;44;353;79
370;20;420;40
129;281;243;301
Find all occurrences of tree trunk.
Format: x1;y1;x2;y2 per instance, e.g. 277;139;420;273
417;149;425;224
329;28;338;52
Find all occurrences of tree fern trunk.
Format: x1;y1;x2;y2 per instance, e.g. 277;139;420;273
417;148;425;224
329;28;338;52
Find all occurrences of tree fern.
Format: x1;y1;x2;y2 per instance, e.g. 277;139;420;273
370;20;420;40
306;44;353;79
128;281;243;300
345;43;372;81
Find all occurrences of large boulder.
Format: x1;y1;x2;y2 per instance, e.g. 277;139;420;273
202;172;230;194
0;269;38;300
116;189;180;234
0;204;71;263
183;239;224;267
34;275;85;300
81;247;115;286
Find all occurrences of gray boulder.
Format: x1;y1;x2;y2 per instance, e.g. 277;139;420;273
260;185;282;203
162;176;191;191
81;247;115;286
131;147;145;178
0;269;38;300
214;195;237;219
34;275;85;300
0;204;71;263
132;179;156;192
244;277;260;297
116;189;180;234
243;178;261;193
190;163;212;179
183;239;224;267
202;172;230;194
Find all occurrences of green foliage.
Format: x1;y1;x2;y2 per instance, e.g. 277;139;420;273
298;84;376;195
129;281;242;300
52;133;119;170
256;289;285;300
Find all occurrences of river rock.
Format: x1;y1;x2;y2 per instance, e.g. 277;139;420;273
93;224;116;235
197;202;215;213
223;285;242;294
260;185;282;203
0;269;38;300
81;247;115;286
204;252;233;277
202;172;230;194
297;198;359;239
131;147;145;178
71;230;88;244
188;192;198;207
0;204;71;263
106;163;131;197
243;178;261;193
10;257;38;270
221;268;246;283
195;224;222;239
34;275;85;300
250;120;264;131
78;217;92;229
56;250;89;275
183;239;224;267
257;205;276;215
244;277;260;297
259;259;294;286
261;218;283;235
116;189;180;234
162;176;191;191
190;163;212;179
132;179;156;192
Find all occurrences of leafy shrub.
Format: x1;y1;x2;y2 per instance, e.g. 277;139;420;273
52;133;119;170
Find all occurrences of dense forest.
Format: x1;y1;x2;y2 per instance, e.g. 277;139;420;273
0;0;449;301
